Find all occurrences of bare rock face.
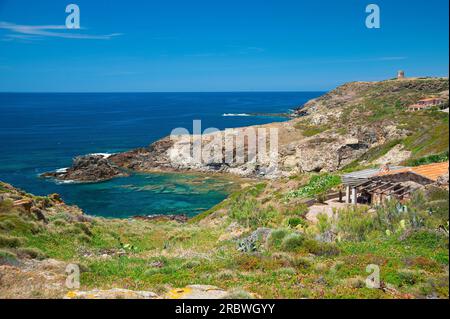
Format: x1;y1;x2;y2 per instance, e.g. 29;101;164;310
110;129;283;179
295;136;369;172
373;144;412;165
109;137;175;171
436;172;449;189
41;154;128;183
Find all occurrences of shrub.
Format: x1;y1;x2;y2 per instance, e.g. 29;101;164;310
286;217;306;228
0;220;16;231
229;197;278;228
286;174;341;199
62;225;83;235
317;213;332;234
0;199;14;214
267;229;289;249
406;151;449;166
374;190;448;234
426;186;449;202
236;254;261;271
281;233;304;252
77;234;92;243
75;222;93;236
426;187;449;222
247;183;267;197
290;256;313;269
428;200;449;224
316;192;327;204
331;260;345;273
337;206;374;241
0;234;24;248
182;260;201;269
344;276;366;289
144;268;160;276
215;270;236;280
303;239;340;256
396;269;422;286
284;204;308;217
313;262;328;273
51;219;68;227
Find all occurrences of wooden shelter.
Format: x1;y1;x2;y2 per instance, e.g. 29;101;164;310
341;166;405;204
341;162;449;205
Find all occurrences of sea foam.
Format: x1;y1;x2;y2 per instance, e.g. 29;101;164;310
222;113;250;117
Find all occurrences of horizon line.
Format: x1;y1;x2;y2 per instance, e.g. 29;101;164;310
0;90;329;94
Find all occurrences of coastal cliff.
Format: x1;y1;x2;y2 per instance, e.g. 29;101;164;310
42;77;449;182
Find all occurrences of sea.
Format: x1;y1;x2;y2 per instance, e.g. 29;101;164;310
0;92;322;218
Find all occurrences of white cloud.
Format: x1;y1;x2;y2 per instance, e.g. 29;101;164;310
0;22;122;40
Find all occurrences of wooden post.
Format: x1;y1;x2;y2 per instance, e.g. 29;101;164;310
351;187;357;205
345;185;351;203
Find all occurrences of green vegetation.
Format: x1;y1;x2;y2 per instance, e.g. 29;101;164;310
286;174;341;200
402;116;449;158
1;164;448;300
405;151;449;167
295;122;330;137
334;78;449;170
229;197;279;228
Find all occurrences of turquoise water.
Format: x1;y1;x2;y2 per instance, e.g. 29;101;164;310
0;92;321;218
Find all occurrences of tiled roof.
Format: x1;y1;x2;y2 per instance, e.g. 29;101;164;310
418;98;442;102
377;162;449;181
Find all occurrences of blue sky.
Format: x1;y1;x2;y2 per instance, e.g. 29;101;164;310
0;0;448;92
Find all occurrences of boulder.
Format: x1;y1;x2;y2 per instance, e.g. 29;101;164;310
65;288;158;299
165;285;228;299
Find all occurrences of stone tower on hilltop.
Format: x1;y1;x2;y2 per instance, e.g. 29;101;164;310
397;70;405;80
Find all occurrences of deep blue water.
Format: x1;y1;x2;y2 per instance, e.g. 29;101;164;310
0;92;321;218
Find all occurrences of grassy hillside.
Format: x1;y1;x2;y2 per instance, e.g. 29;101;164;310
296;78;449;170
1;179;448;299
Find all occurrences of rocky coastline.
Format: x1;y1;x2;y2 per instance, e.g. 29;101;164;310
41;77;449;183
41;154;128;183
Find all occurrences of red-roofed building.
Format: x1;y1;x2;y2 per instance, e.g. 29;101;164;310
408;97;445;111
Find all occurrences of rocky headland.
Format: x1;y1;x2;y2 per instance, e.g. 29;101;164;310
41;154;128;183
41;77;449;182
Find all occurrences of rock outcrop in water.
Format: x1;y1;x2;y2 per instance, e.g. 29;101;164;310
41;154;128;183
